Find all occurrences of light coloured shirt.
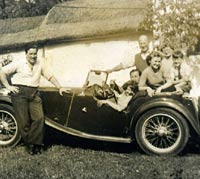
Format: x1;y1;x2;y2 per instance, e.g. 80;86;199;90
139;66;171;88
170;62;192;82
2;58;52;87
161;57;173;74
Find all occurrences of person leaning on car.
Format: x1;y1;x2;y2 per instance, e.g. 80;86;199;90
0;45;69;155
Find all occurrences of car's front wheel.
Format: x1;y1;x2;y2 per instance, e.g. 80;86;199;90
0;104;21;147
135;108;189;156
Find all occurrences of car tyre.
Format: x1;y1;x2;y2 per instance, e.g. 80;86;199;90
135;108;189;156
0;104;21;147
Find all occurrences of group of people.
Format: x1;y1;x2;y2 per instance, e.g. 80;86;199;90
98;35;192;111
0;34;193;155
139;49;191;97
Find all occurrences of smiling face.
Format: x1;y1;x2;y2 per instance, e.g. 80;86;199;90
163;46;173;58
26;48;38;65
173;57;182;68
138;36;149;53
130;71;140;83
150;56;162;71
172;50;183;68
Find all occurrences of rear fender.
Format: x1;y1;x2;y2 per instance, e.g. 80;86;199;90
129;98;200;136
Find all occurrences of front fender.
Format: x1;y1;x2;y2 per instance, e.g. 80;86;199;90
0;88;12;104
128;96;200;136
0;94;12;105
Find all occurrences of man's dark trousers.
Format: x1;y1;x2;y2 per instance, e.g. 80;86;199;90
11;85;44;145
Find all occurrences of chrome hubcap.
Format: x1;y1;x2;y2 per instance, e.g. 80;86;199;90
157;126;168;137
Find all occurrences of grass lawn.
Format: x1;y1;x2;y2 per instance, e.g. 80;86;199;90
1;129;200;179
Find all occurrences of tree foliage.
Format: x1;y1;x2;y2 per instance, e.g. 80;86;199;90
0;0;68;19
140;0;200;54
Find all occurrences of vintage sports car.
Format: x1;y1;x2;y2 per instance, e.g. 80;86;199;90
0;70;199;156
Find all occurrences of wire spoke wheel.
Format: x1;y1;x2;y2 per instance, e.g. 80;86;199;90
0;104;20;147
143;114;180;152
135;108;189;156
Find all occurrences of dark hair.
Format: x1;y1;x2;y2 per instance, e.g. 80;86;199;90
172;50;183;59
161;44;174;51
151;51;163;58
25;44;38;54
146;55;152;66
130;69;141;76
146;51;162;66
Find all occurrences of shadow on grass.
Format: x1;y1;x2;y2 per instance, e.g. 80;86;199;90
44;126;200;156
44;126;139;154
183;137;200;155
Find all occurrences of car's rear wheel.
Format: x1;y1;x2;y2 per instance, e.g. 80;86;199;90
135;108;189;156
0;104;21;147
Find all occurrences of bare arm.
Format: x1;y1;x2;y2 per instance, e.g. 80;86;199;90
155;81;173;94
172;79;184;85
138;70;155;97
139;86;155;97
98;92;132;112
49;76;70;96
107;63;133;73
155;70;173;93
0;71;10;88
49;76;61;89
105;100;124;111
0;71;19;93
101;97;131;112
107;63;124;73
174;81;188;94
42;64;70;96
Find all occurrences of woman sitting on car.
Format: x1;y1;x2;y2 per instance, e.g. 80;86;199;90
138;51;173;97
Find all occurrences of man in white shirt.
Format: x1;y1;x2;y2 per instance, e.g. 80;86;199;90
0;45;69;155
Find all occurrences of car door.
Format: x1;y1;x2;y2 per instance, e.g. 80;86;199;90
40;87;73;125
67;89;127;137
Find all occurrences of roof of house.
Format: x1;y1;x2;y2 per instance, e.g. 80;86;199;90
0;0;150;52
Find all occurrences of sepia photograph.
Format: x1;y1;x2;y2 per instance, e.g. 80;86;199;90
0;0;200;178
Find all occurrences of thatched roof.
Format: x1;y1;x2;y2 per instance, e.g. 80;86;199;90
0;16;44;34
0;0;150;52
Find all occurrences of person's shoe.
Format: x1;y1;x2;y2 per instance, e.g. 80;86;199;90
26;144;35;155
33;144;44;154
26;144;45;155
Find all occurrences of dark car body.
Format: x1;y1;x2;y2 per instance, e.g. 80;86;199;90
0;70;199;155
41;88;199;139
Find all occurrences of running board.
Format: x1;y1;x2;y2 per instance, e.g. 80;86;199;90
45;118;132;143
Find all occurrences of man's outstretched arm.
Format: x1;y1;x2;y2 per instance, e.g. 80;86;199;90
49;76;70;96
107;62;134;73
